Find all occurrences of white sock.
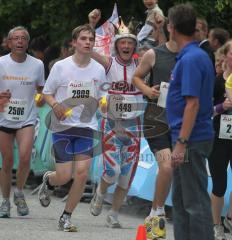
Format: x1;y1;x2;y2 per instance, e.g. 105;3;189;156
149;208;156;217
155;206;165;216
97;185;105;198
149;206;165;217
14;188;23;195
108;209;118;218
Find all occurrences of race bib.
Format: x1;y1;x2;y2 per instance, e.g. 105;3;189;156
3;99;28;121
67;81;94;99
219;114;232;140
157;82;169;108
108;94;143;119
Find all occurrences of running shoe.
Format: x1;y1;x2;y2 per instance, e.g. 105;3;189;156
144;215;166;239
58;214;78;232
224;215;232;234
38;171;53;207
214;224;227;240
0;199;10;218
14;192;29;216
106;214;121;228
90;191;104;216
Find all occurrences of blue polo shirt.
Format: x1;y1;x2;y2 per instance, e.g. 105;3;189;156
166;41;215;144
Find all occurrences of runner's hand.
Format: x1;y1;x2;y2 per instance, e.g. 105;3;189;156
88;9;101;28
0;90;11;112
53;103;68;121
145;85;160;99
0;90;11;99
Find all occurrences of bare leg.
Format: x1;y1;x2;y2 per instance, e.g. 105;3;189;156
48;162;73;186
111;185;127;212
0;131;14;198
98;177;111;194
64;154;91;213
15;126;34;190
211;193;224;224
152;148;172;213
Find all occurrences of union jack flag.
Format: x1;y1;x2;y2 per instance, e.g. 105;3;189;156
94;3;119;56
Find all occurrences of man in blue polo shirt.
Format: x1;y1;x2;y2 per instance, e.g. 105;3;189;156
166;4;215;240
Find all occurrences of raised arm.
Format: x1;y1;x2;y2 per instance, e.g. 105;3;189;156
88;9;111;70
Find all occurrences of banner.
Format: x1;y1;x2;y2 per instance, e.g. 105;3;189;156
94;3;119;56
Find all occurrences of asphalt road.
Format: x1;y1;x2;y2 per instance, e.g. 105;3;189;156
0;189;231;240
0;189;175;240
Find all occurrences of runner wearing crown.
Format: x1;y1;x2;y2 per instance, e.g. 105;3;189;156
88;9;144;228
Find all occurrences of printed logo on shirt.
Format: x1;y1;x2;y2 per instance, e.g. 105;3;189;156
2;75;29;81
111;80;135;92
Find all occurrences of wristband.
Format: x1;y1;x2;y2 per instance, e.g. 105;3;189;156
215;103;224;114
52;102;59;109
177;137;188;145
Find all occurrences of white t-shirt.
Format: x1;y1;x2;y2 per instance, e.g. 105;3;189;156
0;54;45;128
43;56;106;130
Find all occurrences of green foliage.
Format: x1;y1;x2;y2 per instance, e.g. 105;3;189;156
173;0;232;34
215;0;232;11
0;0;230;44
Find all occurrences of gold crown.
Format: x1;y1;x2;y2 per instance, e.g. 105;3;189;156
111;16;137;54
118;17;130;35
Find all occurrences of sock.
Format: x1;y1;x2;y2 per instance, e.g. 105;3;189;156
61;210;72;219
149;206;165;217
96;185;105;199
149;208;156;217
14;188;23;195
108;209;118;218
155;206;165;216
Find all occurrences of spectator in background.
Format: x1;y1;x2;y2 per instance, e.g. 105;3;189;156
209;40;232;240
0;36;11;56
29;36;51;78
195;18;215;66
208;27;230;52
49;38;73;71
137;0;166;47
30;36;48;61
214;46;225;76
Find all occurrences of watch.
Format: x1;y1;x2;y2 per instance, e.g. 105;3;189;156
177;137;188;145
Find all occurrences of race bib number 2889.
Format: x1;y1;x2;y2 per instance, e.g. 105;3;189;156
67;81;93;99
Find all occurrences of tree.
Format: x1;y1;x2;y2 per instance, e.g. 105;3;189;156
0;0;230;44
173;0;232;31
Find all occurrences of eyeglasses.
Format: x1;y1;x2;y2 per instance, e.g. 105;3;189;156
10;36;28;41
